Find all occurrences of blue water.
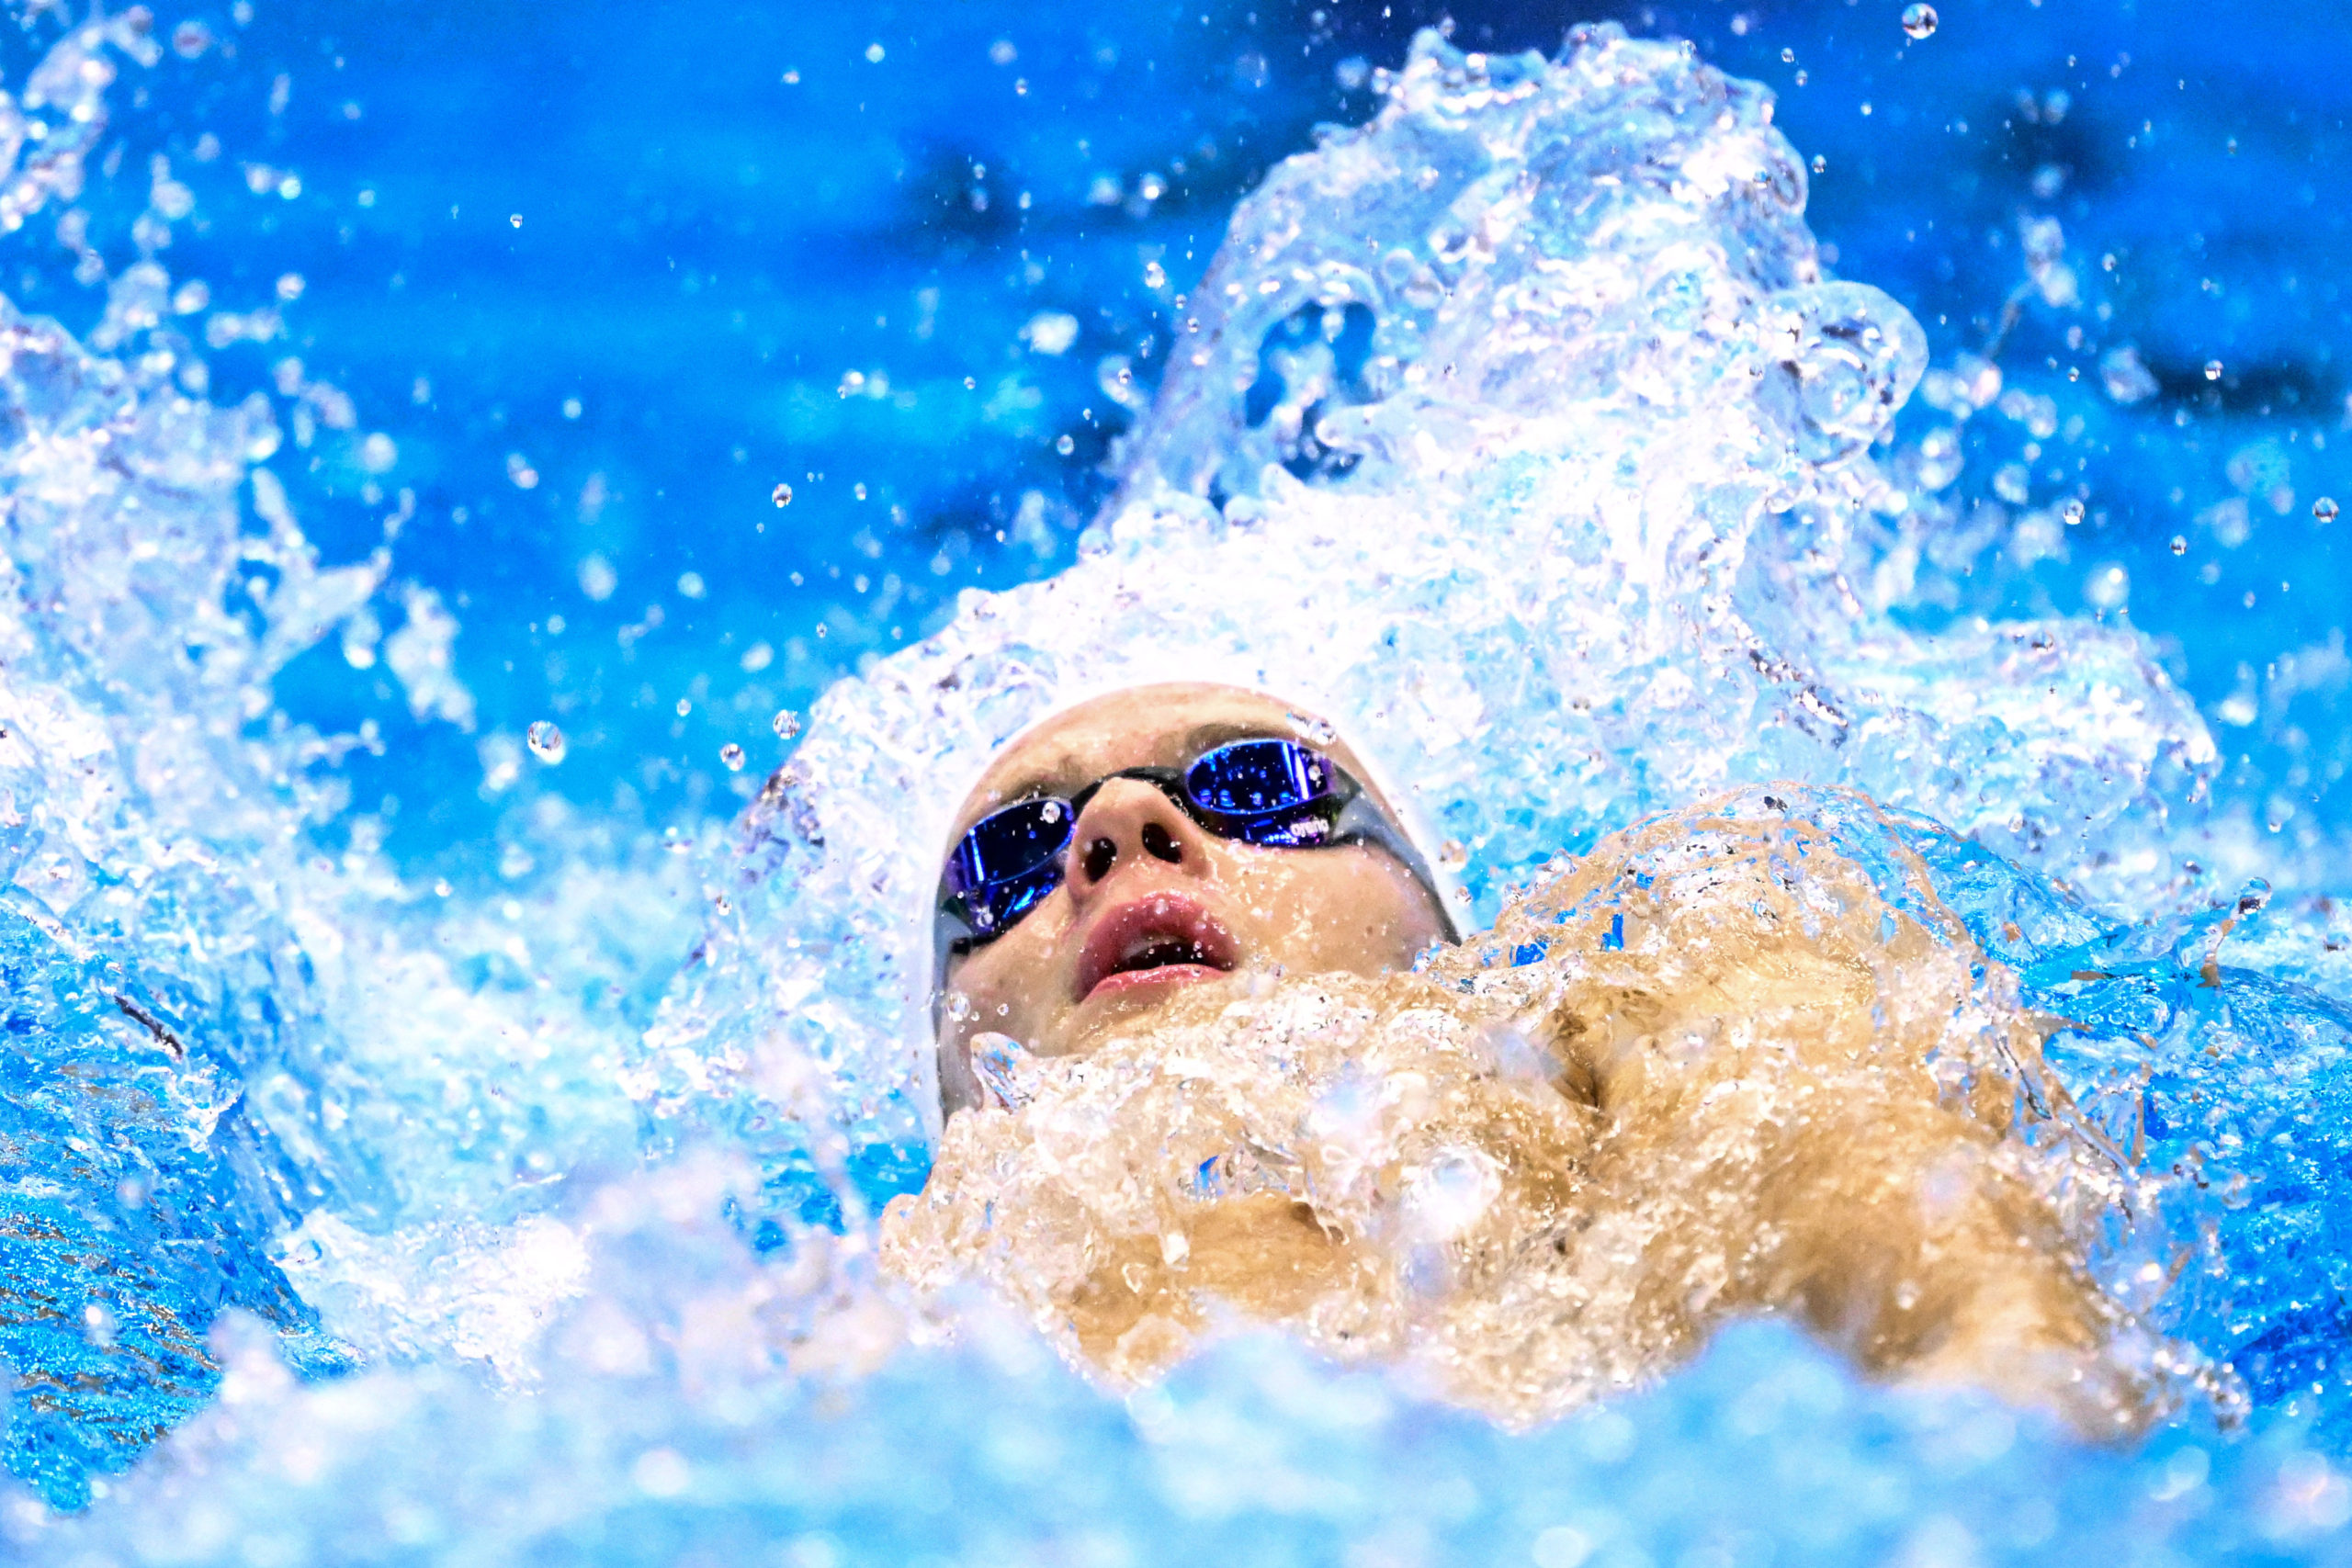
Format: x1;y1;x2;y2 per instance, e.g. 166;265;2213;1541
18;0;2338;870
0;0;2347;1562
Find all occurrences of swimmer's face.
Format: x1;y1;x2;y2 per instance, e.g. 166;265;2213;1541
934;683;1451;1112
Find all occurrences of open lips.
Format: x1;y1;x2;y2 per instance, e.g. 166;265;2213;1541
1073;892;1238;1003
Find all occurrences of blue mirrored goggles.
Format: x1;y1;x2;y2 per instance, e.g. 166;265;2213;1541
936;736;1442;958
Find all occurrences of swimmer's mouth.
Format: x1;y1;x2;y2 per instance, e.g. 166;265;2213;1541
1075;894;1238;1004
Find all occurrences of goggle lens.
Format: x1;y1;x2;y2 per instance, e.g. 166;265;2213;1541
1183;738;1332;817
944;797;1071;933
1184;738;1343;849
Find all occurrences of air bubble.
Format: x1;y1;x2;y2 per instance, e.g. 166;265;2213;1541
526;721;566;763
2316;497;2340;525
2203;359;2223;381
772;483;793;507
720;743;746;772
1056;434;1077;456
1811;155;1826;175
2171;535;2188;555
772;709;803;739
1900;4;1939;39
2061;499;2086;525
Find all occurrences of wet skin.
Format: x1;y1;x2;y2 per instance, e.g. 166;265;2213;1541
934;683;1450;1113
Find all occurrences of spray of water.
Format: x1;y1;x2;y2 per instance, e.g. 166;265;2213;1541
0;16;2343;1565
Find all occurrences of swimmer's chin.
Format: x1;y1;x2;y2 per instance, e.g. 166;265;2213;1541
1062;964;1242;1041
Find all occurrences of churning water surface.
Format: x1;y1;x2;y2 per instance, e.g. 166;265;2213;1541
0;1;2347;1564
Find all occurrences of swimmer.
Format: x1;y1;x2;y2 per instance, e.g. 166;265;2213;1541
931;682;1456;1110
894;682;2168;1438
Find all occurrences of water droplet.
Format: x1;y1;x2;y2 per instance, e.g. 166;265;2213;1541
1811;154;1826;175
509;212;523;229
719;743;746;772
83;1302;119;1348
772;708;802;739
675;698;692;717
526;721;566;762
2203;359;2223;381
2170;535;2188;555
1900;3;1939;39
969;1031;1037;1109
2236;878;2272;916
2061;499;2086;525
2315;496;2340;525
1056;434;1077;456
1781;47;1795;62
945;992;976;1022
771;482;793;507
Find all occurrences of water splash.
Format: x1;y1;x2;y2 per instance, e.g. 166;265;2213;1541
0;15;2343;1566
655;26;2214;1176
885;786;2222;1438
0;11;701;1506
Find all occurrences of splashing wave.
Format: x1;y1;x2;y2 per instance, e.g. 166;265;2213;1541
0;19;2345;1565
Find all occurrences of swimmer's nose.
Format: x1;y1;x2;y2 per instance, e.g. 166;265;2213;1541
1064;780;1209;902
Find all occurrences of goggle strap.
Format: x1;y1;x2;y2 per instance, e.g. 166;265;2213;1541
1329;794;1461;943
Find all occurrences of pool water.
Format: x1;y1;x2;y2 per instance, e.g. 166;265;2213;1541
0;1;2347;1563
